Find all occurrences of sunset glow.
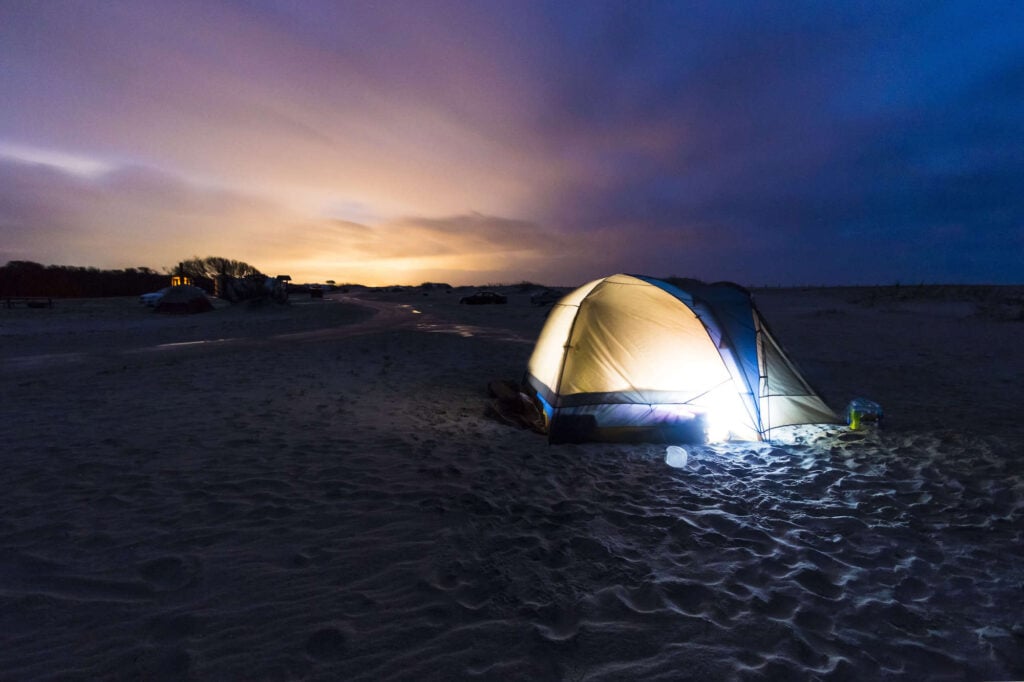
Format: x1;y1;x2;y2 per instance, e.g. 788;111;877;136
2;2;1022;285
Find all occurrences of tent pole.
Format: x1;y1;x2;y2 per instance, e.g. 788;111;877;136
547;300;586;442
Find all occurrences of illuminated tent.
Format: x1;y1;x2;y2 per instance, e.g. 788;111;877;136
525;274;837;443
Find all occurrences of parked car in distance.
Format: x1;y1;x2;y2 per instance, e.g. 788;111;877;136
530;288;564;306
459;291;508;305
139;287;170;306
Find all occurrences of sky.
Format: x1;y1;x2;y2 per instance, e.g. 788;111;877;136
2;1;1022;287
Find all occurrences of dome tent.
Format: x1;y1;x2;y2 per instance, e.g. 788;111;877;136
525;274;838;443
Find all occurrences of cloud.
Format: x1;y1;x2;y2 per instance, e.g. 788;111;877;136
268;212;578;284
522;2;1024;284
2;1;1022;285
0;156;289;270
0;147;581;284
0;1;554;220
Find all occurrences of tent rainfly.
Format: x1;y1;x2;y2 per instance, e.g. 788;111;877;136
525;274;838;443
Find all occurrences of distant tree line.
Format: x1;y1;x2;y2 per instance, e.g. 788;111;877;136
170;256;264;293
0;256;264;298
0;261;168;298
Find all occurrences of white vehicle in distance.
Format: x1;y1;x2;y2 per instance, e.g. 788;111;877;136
139;287;170;306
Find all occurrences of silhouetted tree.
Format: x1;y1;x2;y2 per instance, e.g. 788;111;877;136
171;256;263;291
168;256;261;293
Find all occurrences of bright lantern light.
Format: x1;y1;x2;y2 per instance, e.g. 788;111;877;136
702;382;756;442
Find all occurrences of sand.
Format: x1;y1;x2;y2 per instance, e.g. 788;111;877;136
1;285;1022;680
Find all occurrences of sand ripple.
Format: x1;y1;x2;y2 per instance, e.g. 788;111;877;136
2;295;1022;679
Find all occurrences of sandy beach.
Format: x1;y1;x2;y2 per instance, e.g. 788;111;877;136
2;285;1022;680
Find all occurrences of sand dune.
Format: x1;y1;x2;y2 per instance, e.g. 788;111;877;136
1;286;1021;680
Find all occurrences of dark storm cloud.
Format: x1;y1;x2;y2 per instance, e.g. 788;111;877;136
528;1;1024;283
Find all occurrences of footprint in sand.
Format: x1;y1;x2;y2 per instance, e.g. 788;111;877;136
138;555;202;591
145;612;204;643
792;567;844;600
305;627;347;660
130;645;192;679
